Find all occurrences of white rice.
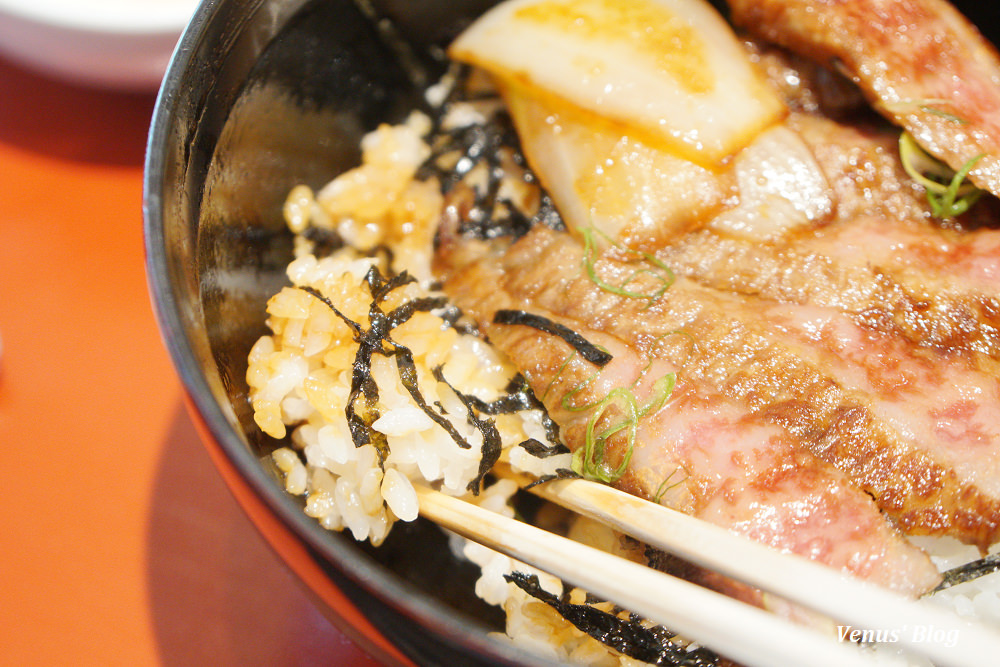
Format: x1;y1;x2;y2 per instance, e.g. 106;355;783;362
249;109;572;545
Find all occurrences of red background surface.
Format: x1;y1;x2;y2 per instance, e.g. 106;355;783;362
0;55;382;665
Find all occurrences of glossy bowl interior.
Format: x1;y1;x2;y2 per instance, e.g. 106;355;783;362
144;1;1000;665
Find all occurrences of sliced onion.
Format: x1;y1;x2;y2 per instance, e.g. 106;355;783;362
709;125;833;240
501;81;726;250
449;0;785;166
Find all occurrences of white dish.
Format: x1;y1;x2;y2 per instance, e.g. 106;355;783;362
0;0;199;90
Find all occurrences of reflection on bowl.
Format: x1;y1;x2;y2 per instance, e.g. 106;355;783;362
0;0;198;89
143;0;555;665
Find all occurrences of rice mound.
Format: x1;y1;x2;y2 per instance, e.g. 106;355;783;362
249;110;564;516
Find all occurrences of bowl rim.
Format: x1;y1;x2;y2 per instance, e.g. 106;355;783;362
142;1;562;665
0;0;197;34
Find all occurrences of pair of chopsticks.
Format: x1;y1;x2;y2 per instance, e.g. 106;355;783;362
415;478;1000;667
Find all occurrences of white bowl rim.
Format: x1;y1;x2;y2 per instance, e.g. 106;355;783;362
0;0;198;34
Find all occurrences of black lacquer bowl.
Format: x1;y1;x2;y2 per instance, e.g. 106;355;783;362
143;1;1000;665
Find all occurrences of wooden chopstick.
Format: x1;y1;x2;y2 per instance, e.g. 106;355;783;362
528;477;1000;667
415;483;900;667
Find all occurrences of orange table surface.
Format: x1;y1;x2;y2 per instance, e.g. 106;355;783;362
0;56;382;666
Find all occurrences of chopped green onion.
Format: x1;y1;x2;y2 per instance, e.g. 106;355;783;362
562;366;602;412
581;226;674;305
543;350;578;402
884;98;968;125
927;153;985;218
898;132;984;219
652;466;688;504
573;387;639;483
570;371;675;484
920;106;969;125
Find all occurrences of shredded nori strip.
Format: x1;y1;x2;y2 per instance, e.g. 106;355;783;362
298;285;385;454
530;192;565;234
300;267;474;462
302;226;344;258
447;374;563;446
517;438;571;459
418;65;565;241
299;285;362;335
933;552;1000;592
466;375;542;414
301;264;572;493
392;344;474;449
431;366;503;494
524;467;580;489
493;310;613;367
504;572;718;666
431;364;570;491
508;374;563;445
